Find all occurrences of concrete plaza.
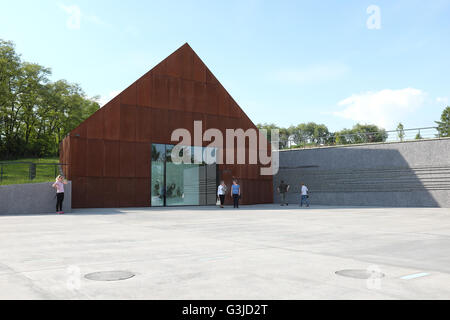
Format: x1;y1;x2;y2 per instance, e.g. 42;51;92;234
0;204;449;300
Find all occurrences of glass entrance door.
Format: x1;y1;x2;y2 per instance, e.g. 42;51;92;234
151;144;217;207
151;144;165;207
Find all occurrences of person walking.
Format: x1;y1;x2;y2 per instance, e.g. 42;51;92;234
277;180;290;206
217;180;227;208
300;183;310;208
52;175;68;214
230;179;241;208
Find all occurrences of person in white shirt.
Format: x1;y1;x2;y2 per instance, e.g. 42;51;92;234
217;181;227;208
300;183;310;208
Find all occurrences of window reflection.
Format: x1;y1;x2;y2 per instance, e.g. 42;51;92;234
151;143;218;207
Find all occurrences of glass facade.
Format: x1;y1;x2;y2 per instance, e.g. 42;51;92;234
151;144;218;206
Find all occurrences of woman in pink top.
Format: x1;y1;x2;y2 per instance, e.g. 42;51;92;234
52;175;68;214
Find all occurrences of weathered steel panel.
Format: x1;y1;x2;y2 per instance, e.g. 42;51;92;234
70;137;87;177
86;139;104;177
72;176;87;208
168;77;183;111
134;178;151;207
166;44;193;80
104;140;120;177
120;141;136;178
120;104;136;141
150;108;169;143
192;52;206;83
136;75;152;107
135;143;150;178
166;110;187;141
206;83;219;115
86;108;104;140
102;177;120;208
119;178;135;207
193;81;208;114
206;69;218;84
71;121;87;139
120;83;137;105
152;76;170;109
103;97;120;141
217;89;231;118
85;177;104;208
180;79;195;113
136;107;152;142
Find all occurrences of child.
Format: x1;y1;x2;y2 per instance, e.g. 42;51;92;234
52;175;68;214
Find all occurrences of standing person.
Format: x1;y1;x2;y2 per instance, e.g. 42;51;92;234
277;180;290;206
217;181;227;208
300;183;310;208
52;175;68;214
230;179;241;208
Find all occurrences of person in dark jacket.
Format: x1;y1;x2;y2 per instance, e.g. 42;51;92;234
277;180;290;206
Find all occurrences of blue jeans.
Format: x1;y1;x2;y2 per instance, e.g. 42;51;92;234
300;195;309;207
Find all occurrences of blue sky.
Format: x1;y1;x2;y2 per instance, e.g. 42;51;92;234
1;0;449;131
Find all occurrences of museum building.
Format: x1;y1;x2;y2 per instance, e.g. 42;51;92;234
60;43;273;208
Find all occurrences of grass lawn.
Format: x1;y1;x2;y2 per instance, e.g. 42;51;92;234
0;157;61;186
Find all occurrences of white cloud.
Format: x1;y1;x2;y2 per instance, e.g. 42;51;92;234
58;3;110;30
274;63;349;85
96;90;121;107
436;97;449;105
332;88;427;129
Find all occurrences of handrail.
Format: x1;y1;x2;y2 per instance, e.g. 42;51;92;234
282;125;449;149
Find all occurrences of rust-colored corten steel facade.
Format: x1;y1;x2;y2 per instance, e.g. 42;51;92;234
60;43;273;208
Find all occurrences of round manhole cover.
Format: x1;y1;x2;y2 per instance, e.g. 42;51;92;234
335;269;385;279
84;271;135;282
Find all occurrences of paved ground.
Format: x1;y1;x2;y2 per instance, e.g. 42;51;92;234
0;204;449;300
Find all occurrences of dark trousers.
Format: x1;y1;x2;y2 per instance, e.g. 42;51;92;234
233;194;240;208
219;195;225;206
280;192;287;205
56;193;64;212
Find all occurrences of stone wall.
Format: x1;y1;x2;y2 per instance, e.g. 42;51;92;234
274;139;450;207
0;182;72;215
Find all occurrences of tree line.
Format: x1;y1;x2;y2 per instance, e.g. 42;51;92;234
257;122;388;149
0;39;99;160
258;106;450;150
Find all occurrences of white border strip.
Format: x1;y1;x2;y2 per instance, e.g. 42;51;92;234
400;272;430;280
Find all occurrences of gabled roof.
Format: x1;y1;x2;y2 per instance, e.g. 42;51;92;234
69;43;257;139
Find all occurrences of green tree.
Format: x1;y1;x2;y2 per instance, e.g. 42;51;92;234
278;127;292;149
0;39;99;160
335;124;387;145
0;39;22;158
290;122;330;147
396;122;405;142
436;106;450;137
257;123;279;143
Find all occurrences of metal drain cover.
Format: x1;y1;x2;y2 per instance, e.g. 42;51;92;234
335;269;385;279
85;271;135;282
